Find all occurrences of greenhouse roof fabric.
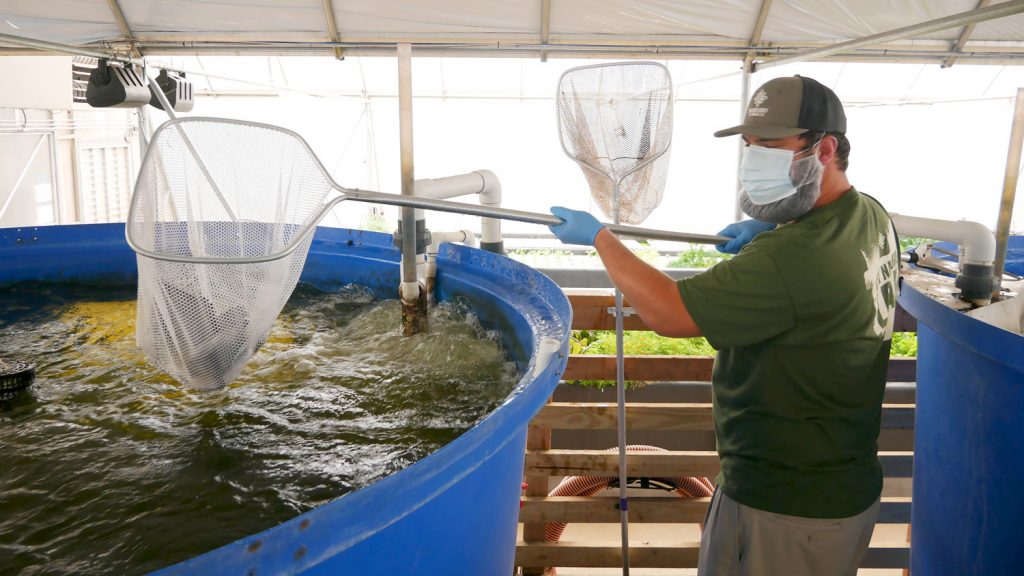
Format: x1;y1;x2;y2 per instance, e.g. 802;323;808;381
4;0;1024;65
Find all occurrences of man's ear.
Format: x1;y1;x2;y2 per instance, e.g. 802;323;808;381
817;134;839;166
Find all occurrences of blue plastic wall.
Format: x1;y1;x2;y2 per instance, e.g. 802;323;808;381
898;237;1024;575
0;224;572;576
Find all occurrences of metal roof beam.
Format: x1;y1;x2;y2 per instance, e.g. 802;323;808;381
540;0;551;62
106;0;140;57
943;0;991;68
754;0;1024;71
322;0;344;60
0;31;140;64
743;0;773;70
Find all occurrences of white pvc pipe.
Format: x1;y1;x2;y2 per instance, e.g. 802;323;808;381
423;229;476;281
397;43;419;304
413;170;502;245
891;213;996;266
428;229;477;252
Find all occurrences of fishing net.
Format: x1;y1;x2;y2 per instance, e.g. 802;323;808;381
127;119;334;389
129;74;683;390
556;62;673;225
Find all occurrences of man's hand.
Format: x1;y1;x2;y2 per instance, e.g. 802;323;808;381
549;206;606;246
715;219;776;254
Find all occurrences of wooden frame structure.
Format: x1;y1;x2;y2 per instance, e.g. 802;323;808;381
516;289;916;574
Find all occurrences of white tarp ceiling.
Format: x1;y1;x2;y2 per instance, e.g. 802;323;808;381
4;0;1024;65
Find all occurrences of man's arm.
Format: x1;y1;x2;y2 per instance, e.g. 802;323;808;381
591;228;702;338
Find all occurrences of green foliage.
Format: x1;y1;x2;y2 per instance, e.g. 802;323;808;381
565;329;716;389
569;329;597;354
890;332;918;357
667;247;730;269
564;329;918;389
899;236;931;252
507;248;581;267
632;245;662;266
583;330;716;355
359;211;392;233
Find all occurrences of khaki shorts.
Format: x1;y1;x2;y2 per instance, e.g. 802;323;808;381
697;488;880;576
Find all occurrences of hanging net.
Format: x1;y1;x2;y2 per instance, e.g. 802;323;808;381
127;119;334;389
556;62;673;224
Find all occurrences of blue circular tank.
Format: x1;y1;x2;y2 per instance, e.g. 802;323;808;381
0;223;572;576
898;237;1024;575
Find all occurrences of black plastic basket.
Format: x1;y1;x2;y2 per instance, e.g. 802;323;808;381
0;358;35;400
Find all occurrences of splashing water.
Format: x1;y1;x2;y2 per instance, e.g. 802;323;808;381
0;283;519;575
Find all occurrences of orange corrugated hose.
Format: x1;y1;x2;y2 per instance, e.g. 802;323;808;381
540;445;714;575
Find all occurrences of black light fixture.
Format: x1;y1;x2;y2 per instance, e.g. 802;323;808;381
149;69;194;113
85;58;151;108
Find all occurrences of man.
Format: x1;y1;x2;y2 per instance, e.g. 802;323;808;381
548;75;900;576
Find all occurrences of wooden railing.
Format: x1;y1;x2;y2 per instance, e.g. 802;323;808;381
516;289;916;574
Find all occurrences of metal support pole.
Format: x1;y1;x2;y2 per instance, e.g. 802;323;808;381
994;87;1024;297
734;65;752;222
397;43;426;335
540;0;551;63
47;131;60;224
0;31;140;64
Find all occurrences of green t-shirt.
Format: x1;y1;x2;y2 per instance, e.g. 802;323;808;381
677;188;900;519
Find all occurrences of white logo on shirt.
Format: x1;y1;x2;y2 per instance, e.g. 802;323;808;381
862;225;900;339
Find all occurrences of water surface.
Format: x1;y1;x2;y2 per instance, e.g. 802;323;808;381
0;283;518;574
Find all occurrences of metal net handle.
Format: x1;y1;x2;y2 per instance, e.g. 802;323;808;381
127;187;728;265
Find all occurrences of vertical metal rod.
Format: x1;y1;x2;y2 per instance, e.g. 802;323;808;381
0;134;47;222
398;43;417;287
145;67;238;222
137;108;150;163
612;189;630;576
47;131;60;224
397;43;426;334
994;86;1024;296
734;66;752;222
540;0;551;63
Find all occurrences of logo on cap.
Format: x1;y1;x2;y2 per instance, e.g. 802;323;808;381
748;89;769;118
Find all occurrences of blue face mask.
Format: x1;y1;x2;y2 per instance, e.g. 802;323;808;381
738;144;825;223
738;145;800;205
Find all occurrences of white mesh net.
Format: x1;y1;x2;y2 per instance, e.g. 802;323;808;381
557;63;673;224
127;119;334;389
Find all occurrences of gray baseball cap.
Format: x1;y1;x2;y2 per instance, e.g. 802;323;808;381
714;75;846;139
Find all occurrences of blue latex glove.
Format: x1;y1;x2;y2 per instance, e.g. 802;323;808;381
549;206;606;246
715;220;776;254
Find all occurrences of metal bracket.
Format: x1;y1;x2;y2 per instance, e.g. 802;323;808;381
607;307;637;317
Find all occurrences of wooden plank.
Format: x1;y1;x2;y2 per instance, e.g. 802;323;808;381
564;355;715;381
552;381;917;405
517;540;700;569
524;450;913;478
563;354;916;383
519;495;712;524
878;496;913;524
515;540;910;569
552;428;913;452
532;402;714;430
523;423;552;549
518;495;912;524
565;289;918;333
564;289;650;331
525;449;720;477
532;402;914;431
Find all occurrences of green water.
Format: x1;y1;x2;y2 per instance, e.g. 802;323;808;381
0;283;519;575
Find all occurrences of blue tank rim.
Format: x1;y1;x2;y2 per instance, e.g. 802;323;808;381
898;280;1024;373
0;222;573;573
